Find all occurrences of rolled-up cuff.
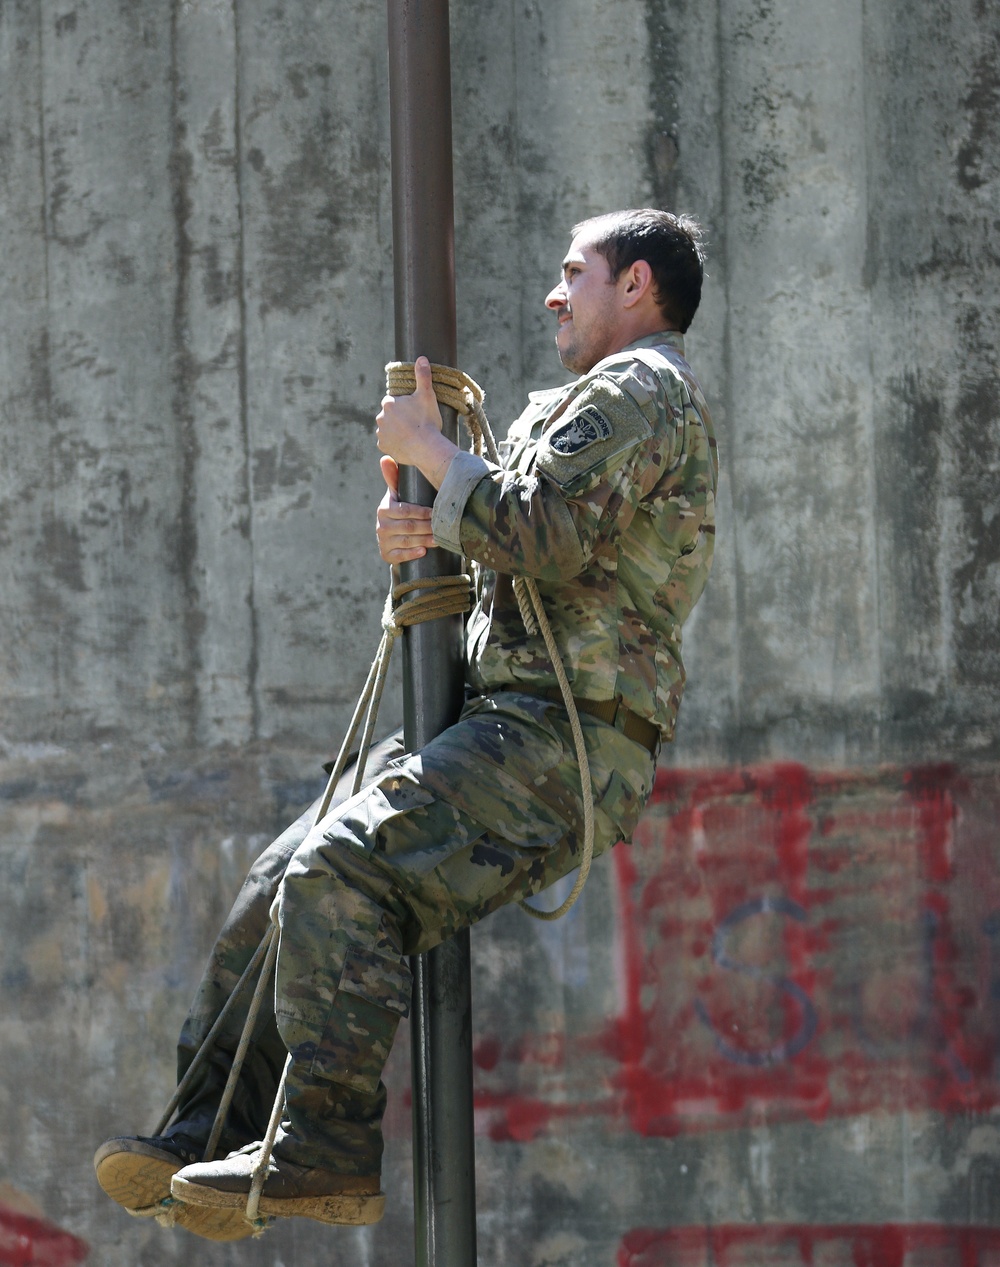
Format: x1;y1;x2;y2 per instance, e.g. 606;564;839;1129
431;450;492;554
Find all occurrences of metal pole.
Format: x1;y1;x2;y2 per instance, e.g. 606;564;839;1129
387;3;478;1265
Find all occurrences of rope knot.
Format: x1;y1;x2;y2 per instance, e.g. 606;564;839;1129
381;591;400;638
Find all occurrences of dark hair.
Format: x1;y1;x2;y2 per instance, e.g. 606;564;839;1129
572;208;705;333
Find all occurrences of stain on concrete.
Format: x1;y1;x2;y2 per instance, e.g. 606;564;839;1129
876;371;946;675
861;214;879;290
103;241;137;287
199;104;235;169
35;520;88;592
952;372;1000;683
644;0;683;207
252;126;352;316
956;41;1000;193
145;764;231;804
251;435;311;499
739;133;786;212
196;241;236;307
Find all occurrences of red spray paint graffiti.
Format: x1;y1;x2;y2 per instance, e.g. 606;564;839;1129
0;1205;89;1267
617;1223;1000;1266
472;763;1000;1142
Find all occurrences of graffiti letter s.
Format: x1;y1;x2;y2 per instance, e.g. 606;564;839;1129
695;895;818;1067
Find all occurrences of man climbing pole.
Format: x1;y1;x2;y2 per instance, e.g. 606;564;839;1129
93;207;718;1240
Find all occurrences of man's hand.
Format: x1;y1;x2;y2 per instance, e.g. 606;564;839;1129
376;456;437;564
376;356;460;489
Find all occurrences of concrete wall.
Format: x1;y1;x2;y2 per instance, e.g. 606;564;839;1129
0;0;998;1263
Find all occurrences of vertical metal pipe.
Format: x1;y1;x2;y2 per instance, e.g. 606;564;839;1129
387;2;478;1264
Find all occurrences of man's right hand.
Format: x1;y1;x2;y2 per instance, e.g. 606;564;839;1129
376;456;437;564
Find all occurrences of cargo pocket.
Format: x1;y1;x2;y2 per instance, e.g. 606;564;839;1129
594;765;653;847
310;943;412;1094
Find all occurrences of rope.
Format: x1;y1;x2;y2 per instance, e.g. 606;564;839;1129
312;572;473;817
203;928;280;1162
157;359;600;1230
384;362;539;634
515;572;595;922
151;929;277;1138
246;1055;291;1225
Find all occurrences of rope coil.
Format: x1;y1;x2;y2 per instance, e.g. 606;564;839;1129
385;361;490;461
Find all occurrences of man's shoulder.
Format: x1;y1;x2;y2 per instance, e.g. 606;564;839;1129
591;335;692;396
577;342;689;437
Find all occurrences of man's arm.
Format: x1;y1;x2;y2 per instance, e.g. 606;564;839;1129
434;375;663;582
374;355;672;582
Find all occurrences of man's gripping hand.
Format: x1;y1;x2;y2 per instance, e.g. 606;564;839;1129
375;356;460;490
376;456;437;564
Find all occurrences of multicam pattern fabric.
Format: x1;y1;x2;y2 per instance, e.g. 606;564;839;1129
433;330;718;743
272;687;655;1172
164;336;717;1179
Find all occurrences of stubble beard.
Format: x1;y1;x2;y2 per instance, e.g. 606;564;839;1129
555;312;616;377
557;337;588;375
556;315;600;376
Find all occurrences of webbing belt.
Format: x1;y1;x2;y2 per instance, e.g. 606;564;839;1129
496;684;660;757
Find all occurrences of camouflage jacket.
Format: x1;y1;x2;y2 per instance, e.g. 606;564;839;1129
431;331;718;744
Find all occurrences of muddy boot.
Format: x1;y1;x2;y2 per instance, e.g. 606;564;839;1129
94;1126;263;1242
170;1142;383;1227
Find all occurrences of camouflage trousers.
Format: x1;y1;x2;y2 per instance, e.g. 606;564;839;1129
175;690;655;1175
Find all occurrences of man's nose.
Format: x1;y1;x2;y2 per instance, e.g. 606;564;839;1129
545;281;566;310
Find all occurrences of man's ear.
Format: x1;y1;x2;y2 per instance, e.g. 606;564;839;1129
620;259;654;309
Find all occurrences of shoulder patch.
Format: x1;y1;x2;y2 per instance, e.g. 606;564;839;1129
547;405;613;455
536;379;653;492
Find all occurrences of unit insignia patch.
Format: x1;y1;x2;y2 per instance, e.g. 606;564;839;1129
547;406;613;455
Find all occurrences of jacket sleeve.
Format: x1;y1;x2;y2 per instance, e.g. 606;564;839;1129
431;376;671;582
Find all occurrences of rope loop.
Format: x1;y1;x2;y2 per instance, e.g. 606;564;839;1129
391;573;473;629
385;361;499;462
384;360;485;418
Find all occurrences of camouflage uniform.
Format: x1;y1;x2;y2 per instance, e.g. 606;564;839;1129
174;330;717;1176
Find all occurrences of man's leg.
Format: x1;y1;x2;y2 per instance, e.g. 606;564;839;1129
170;695;654;1225
93;731;405;1239
174;730;407;1143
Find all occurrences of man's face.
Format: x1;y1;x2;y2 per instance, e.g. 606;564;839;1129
545;233;624;374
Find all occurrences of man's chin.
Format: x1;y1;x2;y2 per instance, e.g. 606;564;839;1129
556;335;586;375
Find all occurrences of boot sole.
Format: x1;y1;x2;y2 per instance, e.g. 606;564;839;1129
94;1141;255;1242
170;1172;386;1226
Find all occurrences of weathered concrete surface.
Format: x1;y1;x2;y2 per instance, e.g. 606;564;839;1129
1;0;998;1262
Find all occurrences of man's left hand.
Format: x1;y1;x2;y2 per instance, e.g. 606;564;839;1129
376;456;436;563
